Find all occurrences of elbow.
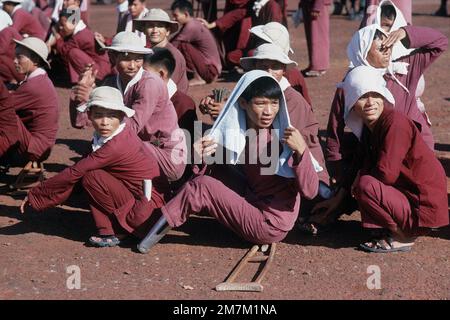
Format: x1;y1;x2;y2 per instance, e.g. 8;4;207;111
302;177;319;200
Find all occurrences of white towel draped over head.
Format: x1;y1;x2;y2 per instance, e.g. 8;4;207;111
209;70;295;178
338;66;395;140
347;24;409;93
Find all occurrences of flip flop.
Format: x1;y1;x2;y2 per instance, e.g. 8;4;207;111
359;237;413;253
88;235;121;247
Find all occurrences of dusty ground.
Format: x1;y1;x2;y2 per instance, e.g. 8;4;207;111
0;0;449;300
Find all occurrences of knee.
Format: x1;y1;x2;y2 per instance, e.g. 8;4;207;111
82;170;103;190
353;175;379;202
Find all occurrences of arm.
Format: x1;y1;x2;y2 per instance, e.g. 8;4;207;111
370;115;413;185
325;87;346;162
126;76;166;134
55;35;79;57
215;8;248;34
401;25;448;75
291;149;319;200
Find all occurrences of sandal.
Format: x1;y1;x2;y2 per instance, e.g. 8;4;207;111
359;236;413;253
88;235;121;247
302;69;327;77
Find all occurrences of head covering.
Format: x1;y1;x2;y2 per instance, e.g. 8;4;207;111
338;66;395;139
134;8;179;34
373;0;414;60
0;9;12;32
209;70;295;178
14;37;51;69
0;0;23;3
347;24;409;92
77;86;135;118
240;43;297;71
105;31;153;54
250;21;293;55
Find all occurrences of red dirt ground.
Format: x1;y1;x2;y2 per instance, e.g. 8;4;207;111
0;0;449;300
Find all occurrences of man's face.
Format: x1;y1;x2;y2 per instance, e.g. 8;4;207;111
240;96;280;130
14;46;37;74
366;34;392;68
144;21;170;46
353;92;385;126
114;52;143;82
58;16;75;37
254;59;285;82
2;3;15;14
129;0;145;18
88;106;124;138
172;8;189;25
380;17;394;32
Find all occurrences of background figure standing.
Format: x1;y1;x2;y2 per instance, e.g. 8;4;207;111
300;0;331;77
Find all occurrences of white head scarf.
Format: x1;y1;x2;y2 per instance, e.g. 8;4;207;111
209;70;295;178
373;0;414;60
338;66;395;140
347;24;409;92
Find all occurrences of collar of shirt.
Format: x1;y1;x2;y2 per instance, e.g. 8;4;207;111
73;19;87;36
117;67;144;96
22;68;46;84
253;0;270;17
92;122;126;152
279;76;291;91
12;5;22;16
167;78;177;99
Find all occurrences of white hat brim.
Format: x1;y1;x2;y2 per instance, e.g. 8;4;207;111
134;19;179;34
13;39;51;69
104;45;153;55
240;55;297;71
78;101;135;118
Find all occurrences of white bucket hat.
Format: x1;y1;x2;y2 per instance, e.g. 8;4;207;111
134;8;179;34
77;86;135;118
240;43;297;71
250;22;293;55
0;9;13;32
1;0;23;3
339;65;395;139
14;37;51;69
105;31;153;54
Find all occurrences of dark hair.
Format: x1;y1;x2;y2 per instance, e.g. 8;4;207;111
143;47;176;77
240;77;282;102
373;29;386;41
380;4;396;21
170;0;194;16
128;0;145;5
16;46;46;68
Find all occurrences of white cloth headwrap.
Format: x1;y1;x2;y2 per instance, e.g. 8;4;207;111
210;70;295;178
347;24;409;93
373;0;414;60
338;66;395;140
253;0;270;17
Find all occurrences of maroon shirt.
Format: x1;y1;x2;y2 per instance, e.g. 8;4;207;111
165;42;189;94
12;71;59;161
0;26;23;59
0;83;19;155
355;108;448;229
27;125;168;233
284;86;329;184
12;8;46;40
171;90;197;140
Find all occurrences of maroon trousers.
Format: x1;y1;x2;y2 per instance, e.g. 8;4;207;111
177;42;219;83
82;169;159;238
302;6;330;71
161;175;287;244
354;175;419;235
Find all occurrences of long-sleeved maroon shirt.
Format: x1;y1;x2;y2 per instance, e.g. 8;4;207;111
11;8;46;40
